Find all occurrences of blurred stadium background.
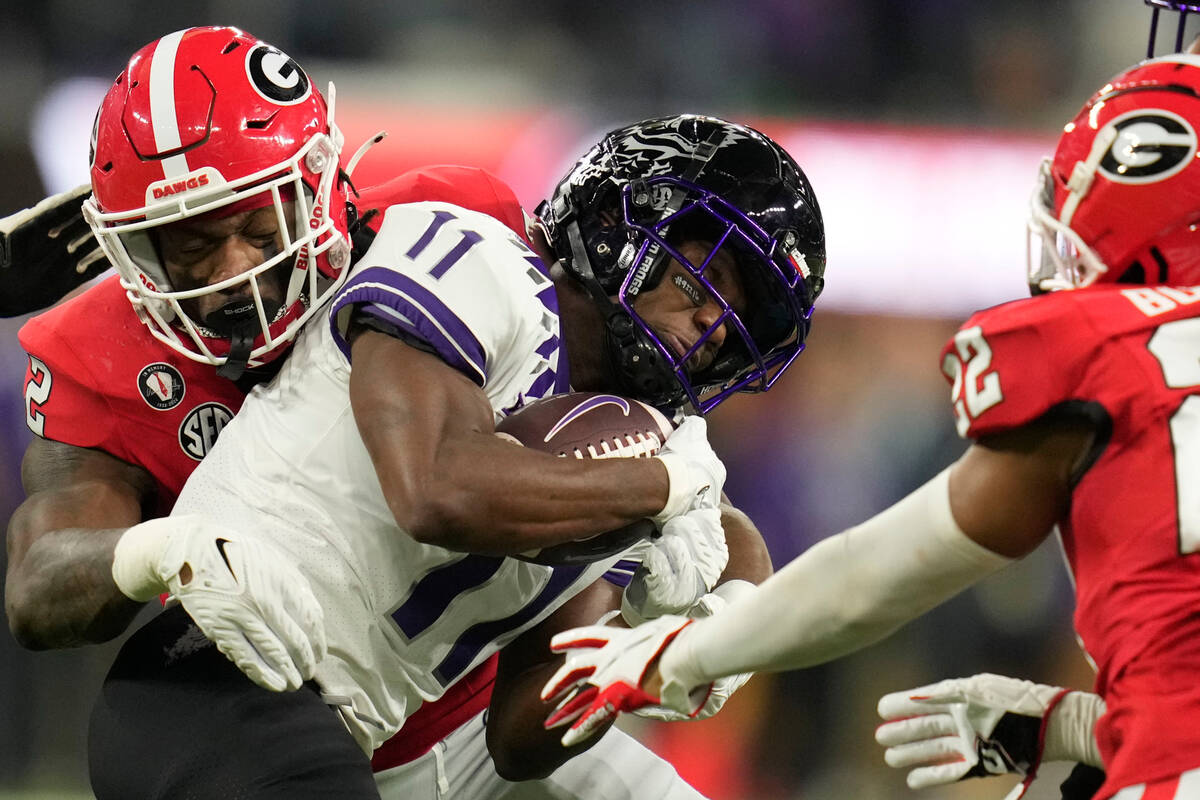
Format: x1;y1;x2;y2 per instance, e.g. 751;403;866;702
0;1;1175;797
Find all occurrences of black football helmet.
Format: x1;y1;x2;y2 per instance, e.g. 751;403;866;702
538;114;825;413
1145;0;1200;56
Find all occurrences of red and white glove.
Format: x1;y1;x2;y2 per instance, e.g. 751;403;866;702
112;514;327;692
876;673;1105;795
621;506;728;626
541;615;709;747
631;583;754;722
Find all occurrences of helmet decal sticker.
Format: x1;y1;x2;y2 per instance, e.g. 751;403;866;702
245;44;311;105
572;122;754;186
137;362;186;410
1098;109;1197;184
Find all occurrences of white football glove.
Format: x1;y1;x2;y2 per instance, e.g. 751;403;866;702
541;614;709;747
621;507;727;626
112;514;326;692
632;582;753;722
651;415;726;526
876;673;1105;793
0;184;107;317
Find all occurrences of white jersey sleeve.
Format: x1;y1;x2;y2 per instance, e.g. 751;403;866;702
328;202;570;412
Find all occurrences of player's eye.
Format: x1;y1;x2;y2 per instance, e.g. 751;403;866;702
172;240;217;263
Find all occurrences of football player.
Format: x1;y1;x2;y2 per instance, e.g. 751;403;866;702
89;109;822;797
6;26;536;799
5;26;827;800
541;54;1200;800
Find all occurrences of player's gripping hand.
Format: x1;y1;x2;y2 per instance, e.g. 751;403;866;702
112;515;326;692
632;584;752;723
651;416;726;526
621;507;728;626
0;185;108;317
876;673;1091;791
541;615;709;747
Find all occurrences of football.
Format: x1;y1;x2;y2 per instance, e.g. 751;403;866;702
495;392;675;565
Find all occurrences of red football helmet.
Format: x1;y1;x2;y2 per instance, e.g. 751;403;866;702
82;26;353;371
1028;55;1200;293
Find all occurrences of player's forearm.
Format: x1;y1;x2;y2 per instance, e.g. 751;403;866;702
659;470;1012;687
351;329;672;554
5;492;144;648
388;435;670;555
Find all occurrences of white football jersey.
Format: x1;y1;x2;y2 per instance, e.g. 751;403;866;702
173;202;616;752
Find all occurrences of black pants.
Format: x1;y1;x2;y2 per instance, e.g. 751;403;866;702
89;605;380;799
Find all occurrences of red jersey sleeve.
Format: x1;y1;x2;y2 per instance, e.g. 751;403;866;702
355;165;528;243
19;284;123;454
939;293;1096;439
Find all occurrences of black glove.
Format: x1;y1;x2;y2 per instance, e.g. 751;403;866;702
0;185;108;317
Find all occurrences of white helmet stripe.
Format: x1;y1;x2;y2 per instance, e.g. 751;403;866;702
148;28;190;179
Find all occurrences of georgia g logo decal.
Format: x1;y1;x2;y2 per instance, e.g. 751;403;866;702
1099;109;1197;184
245;44;311;105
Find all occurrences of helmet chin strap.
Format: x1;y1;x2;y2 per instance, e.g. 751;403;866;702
207;297;282;381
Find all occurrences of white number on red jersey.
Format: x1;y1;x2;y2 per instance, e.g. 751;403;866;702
24;355;51;437
1147;317;1200;554
941;326;1004;435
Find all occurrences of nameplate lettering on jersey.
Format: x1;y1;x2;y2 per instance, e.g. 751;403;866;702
1121;286;1200;317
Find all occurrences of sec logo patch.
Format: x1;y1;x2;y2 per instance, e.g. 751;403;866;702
137;363;186;410
179;402;233;461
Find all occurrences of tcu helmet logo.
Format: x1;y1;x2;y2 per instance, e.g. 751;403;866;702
245;44;311;105
178;402;233;461
1099;110;1197;184
137;363;186;410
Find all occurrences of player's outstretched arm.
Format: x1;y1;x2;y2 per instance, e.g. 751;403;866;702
875;673;1105;796
6;438;152;648
0;185;108;317
347;326;724;555
540;416;1099;744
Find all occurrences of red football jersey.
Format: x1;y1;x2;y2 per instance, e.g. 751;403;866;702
18;164;524;768
19;274;246;512
941;284;1200;795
